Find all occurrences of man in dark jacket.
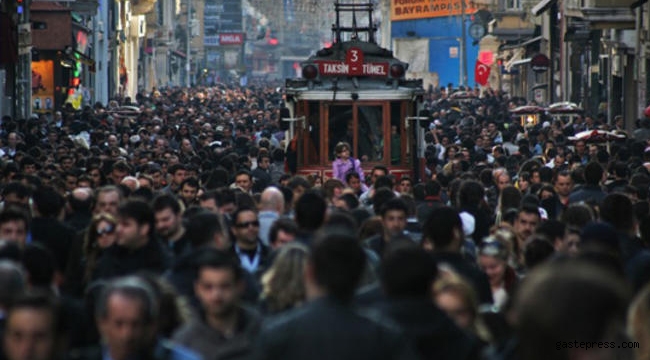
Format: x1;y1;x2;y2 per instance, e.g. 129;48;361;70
230;207;270;281
363;198;409;259
251;153;272;192
152;193;190;258
173;249;261;359
600;193;650;291
93;200;172;280
253;228;418;360
376;244;481;360
31;186;75;274
568;161;607;206
64;187;94;232
165;210;259;312
3;293;68;360
69;276;200;360
423;206;493;305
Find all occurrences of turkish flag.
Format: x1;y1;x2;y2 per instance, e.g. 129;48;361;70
475;60;490;86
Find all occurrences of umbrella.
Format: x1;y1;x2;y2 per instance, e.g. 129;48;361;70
109;106;141;119
568;130;626;143
449;91;477;100
510;106;545;127
509;105;545;114
546;102;583;114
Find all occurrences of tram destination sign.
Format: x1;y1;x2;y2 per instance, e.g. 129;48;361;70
314;47;389;77
315;61;389;76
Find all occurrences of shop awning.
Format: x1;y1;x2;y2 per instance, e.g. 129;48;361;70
500;36;544;51
510;58;532;67
504;48;527;72
491;28;536;42
69;0;99;15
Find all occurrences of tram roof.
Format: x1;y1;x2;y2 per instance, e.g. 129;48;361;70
285;35;424;98
284;87;424;101
308;40;397;63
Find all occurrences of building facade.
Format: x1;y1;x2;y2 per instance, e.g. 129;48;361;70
389;0;480;90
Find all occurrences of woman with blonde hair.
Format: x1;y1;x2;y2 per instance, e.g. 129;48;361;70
65;213;118;295
434;270;480;334
259;243;309;314
477;235;518;311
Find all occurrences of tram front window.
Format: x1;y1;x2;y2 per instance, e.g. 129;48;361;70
329;106;353;160
357;106;383;162
328;104;384;162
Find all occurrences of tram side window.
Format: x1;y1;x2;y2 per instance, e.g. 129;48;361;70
358;106;383;162
328;105;354;161
390;101;402;165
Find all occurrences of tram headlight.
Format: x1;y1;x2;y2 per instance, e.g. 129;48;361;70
302;64;318;80
390;64;405;78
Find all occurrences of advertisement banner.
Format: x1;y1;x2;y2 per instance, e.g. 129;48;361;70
204;0;242;47
390;0;477;21
31;60;55;113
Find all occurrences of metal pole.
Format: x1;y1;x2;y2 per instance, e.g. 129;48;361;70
405;116;429;157
186;0;191;87
406;116;429;183
282;116;305;140
460;0;467;87
636;8;641;84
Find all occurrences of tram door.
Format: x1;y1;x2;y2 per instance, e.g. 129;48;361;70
299;101;320;166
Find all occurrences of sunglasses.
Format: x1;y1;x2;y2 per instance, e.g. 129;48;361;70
97;224;116;236
235;220;259;229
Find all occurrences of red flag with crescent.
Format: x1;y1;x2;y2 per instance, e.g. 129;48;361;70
475;60;490;86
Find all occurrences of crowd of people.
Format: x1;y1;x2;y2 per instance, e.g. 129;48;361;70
0;82;649;360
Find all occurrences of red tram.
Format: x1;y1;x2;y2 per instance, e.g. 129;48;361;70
283;2;426;182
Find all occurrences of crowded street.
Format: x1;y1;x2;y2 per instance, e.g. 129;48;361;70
1;0;650;359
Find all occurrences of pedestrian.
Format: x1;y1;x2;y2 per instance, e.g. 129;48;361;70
254;228;419;360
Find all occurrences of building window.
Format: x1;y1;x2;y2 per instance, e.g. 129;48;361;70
157;1;163;26
506;0;521;10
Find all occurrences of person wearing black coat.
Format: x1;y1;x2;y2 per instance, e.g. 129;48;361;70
375;244;481;360
31;186;76;274
164;210;260;311
251;153;272;191
92;200;172;280
165;246;260;311
423;206;494;305
253;229;418;360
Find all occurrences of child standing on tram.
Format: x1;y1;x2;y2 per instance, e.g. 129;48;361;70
332;142;366;189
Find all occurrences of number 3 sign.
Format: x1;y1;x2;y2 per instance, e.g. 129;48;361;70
345;47;365;76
